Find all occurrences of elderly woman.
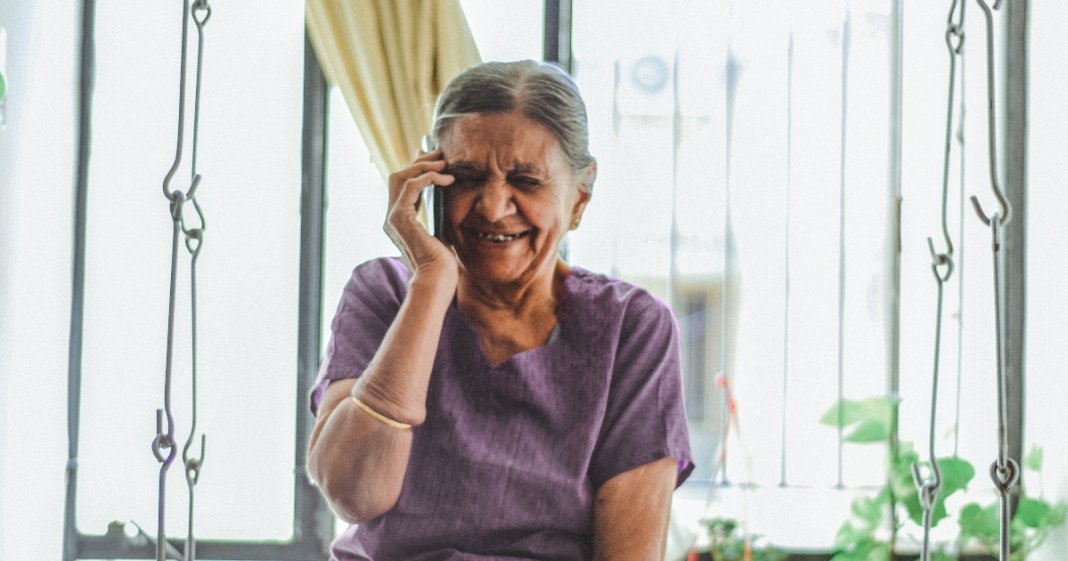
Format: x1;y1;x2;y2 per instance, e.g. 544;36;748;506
307;60;694;561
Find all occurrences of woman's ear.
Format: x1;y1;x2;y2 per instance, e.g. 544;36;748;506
579;160;598;193
570;161;596;230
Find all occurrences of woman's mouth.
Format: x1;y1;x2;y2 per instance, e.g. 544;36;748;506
468;228;529;243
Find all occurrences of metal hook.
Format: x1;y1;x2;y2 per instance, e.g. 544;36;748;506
169;190;186;222
151;409;177;465
192;0;212;26
911;460;943;510
162;0;195;200
912;455;943;561
181;194;206;255
945;25;965;55
946;0;966;53
928;238;955;283
990;457;1019;493
971;0;1011;227
183;434;206;486
933;0;966;266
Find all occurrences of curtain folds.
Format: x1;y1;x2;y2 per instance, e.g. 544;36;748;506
305;0;481;181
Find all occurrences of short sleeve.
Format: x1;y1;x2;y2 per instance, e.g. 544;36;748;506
309;258;410;415
589;294;694;489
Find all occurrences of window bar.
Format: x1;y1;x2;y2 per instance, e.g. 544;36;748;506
886;0;904;542
887;0;904;462
720;41;739;487
542;0;572;73
668;51;680;314
779;31;794;489
835;9;852;490
544;0;572;262
63;1;96;560
1002;0;1027;494
294;31;334;549
953;19;967;458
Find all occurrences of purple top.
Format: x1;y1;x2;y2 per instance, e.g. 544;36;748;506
312;257;694;561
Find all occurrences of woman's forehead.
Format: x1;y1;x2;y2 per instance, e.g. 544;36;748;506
442;112;566;170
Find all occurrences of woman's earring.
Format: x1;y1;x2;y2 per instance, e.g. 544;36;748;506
571;217;581;230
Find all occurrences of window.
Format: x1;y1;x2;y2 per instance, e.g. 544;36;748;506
568;0;1035;553
51;1;330;559
3;1;1048;560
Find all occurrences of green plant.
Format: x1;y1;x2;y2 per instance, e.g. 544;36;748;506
822;396;1066;561
700;516;788;561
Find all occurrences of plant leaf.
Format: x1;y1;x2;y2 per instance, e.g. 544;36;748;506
835;521;869;549
1025;444;1044;471
1049;502;1068;526
1016;497;1052;528
844;419;890;443
821;399;866;427
851;494;885;527
937;456;976;496
820;396;896;432
901;492;924;526
928;500;950;527
864;545;890;561
959;502;999;539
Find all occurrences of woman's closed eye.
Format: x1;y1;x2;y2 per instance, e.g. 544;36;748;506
451;175;482;189
508;176;542;190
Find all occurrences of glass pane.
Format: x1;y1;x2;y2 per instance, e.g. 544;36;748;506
1027;5;1068;560
571;0;896;494
78;0;305;540
460;0;544;62
323;86;398;340
897;2;1004;539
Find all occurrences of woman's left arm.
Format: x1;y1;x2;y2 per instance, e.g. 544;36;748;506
592;457;679;561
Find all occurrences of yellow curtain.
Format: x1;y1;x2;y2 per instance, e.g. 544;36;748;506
305;0;482;181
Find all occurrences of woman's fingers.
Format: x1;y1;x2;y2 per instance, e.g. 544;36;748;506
414;147;442;161
380;150;462;276
388;155;448;198
384;168;455;269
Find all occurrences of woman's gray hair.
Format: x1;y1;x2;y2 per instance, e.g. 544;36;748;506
431;60;595;183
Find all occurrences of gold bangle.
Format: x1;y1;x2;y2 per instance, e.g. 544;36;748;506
351;396;412;430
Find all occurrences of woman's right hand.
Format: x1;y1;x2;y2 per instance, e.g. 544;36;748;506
384;149;457;285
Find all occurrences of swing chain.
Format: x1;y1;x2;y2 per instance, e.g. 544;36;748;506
970;2;1016;560
153;1;210;560
932;0;967;264
981;216;1017;561
181;2;210;561
912;244;950;561
913;3;969;559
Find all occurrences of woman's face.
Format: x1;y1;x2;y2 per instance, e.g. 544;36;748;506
439;112;590;289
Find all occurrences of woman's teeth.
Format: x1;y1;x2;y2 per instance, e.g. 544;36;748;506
475;231;521;242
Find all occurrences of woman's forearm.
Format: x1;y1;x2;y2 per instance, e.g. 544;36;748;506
353;269;456;425
308;269;455;522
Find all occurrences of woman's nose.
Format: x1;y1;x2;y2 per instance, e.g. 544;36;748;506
474;181;516;223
